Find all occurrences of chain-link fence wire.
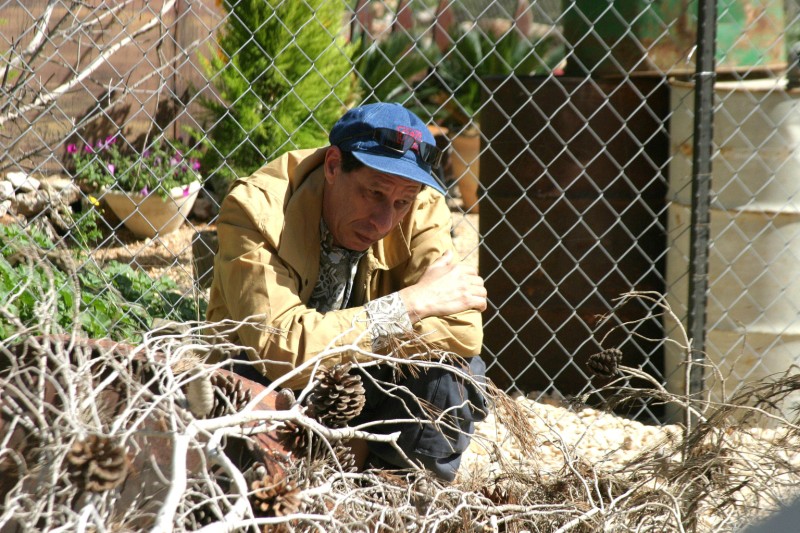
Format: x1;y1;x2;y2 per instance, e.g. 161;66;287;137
1;0;798;425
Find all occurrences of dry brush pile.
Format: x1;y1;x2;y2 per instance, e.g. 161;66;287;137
2;288;800;532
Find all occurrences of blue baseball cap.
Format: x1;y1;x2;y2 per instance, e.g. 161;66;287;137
329;103;446;194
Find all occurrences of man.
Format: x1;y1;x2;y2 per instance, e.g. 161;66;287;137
207;102;487;481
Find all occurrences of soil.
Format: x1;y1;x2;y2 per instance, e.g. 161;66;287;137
90;219;216;293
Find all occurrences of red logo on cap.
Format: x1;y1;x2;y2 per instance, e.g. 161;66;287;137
397;126;423;151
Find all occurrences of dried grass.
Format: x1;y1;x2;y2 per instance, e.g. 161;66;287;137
2;286;800;532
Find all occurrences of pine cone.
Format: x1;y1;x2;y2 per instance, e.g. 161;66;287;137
66;435;129;492
208;373;252;418
276;420;327;462
480;483;516;505
184;484;224;529
184;505;217;530
306;363;366;428
276;420;310;453
587;348;623;378
250;472;301;518
274;388;296;411
332;441;357;472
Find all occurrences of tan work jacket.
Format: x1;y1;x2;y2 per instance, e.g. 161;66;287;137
206;148;483;389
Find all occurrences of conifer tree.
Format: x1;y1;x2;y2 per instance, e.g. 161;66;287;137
201;0;355;190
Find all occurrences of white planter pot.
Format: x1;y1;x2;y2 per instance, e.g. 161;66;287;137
102;181;201;238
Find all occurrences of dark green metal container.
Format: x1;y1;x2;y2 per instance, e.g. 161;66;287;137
562;0;785;76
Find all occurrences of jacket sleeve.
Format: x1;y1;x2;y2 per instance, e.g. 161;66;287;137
399;191;484;358
207;184;374;389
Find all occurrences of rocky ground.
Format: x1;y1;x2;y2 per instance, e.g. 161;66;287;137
460;392;683;480
90;218;216;293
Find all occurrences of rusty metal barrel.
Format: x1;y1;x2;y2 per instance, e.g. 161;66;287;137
664;78;800;421
479;75;669;403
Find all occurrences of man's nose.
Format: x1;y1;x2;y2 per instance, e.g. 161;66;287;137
370;204;394;234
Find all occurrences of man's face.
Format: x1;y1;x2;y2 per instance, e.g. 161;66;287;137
322;147;422;252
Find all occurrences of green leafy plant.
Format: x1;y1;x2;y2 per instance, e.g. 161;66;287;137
0;224;205;341
67;136;202;198
199;0;356;194
353;30;441;106
64;195;105;249
102;261;200;326
420;27;564;133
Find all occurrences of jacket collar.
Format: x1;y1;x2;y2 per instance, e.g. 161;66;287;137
279;167;323;293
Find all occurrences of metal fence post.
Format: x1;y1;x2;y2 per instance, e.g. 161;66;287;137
687;0;718;428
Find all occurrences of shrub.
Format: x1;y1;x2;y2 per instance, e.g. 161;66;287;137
419;27;564;133
353;30;441;106
200;0;356;194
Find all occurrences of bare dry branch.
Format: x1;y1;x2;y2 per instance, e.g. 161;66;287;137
0;0;178;127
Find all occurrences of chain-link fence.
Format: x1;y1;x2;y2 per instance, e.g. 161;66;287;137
2;0;799;424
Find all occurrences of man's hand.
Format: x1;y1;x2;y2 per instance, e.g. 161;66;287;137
399;250;487;322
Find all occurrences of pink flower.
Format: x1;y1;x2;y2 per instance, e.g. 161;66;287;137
142;149;151;158
107;163;115;175
182;186;190;197
84;144;94;153
140;186;149;196
66;143;77;154
105;135;117;145
190;158;201;171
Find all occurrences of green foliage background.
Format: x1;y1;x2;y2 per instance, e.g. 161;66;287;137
353;30;440;107
0;225;204;342
200;0;356;193
421;27;564;132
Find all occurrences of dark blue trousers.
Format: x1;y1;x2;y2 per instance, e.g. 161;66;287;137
232;352;488;481
351;355;488;481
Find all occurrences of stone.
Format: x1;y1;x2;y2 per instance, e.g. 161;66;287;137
39;175;74;192
0;181;13;200
50;182;81;205
5;172;40;193
12;182;80;218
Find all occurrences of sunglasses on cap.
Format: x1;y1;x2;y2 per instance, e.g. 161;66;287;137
338;127;444;169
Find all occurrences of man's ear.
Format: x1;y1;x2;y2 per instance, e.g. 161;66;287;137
323;146;342;184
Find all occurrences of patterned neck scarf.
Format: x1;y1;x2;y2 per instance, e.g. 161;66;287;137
307;219;366;312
